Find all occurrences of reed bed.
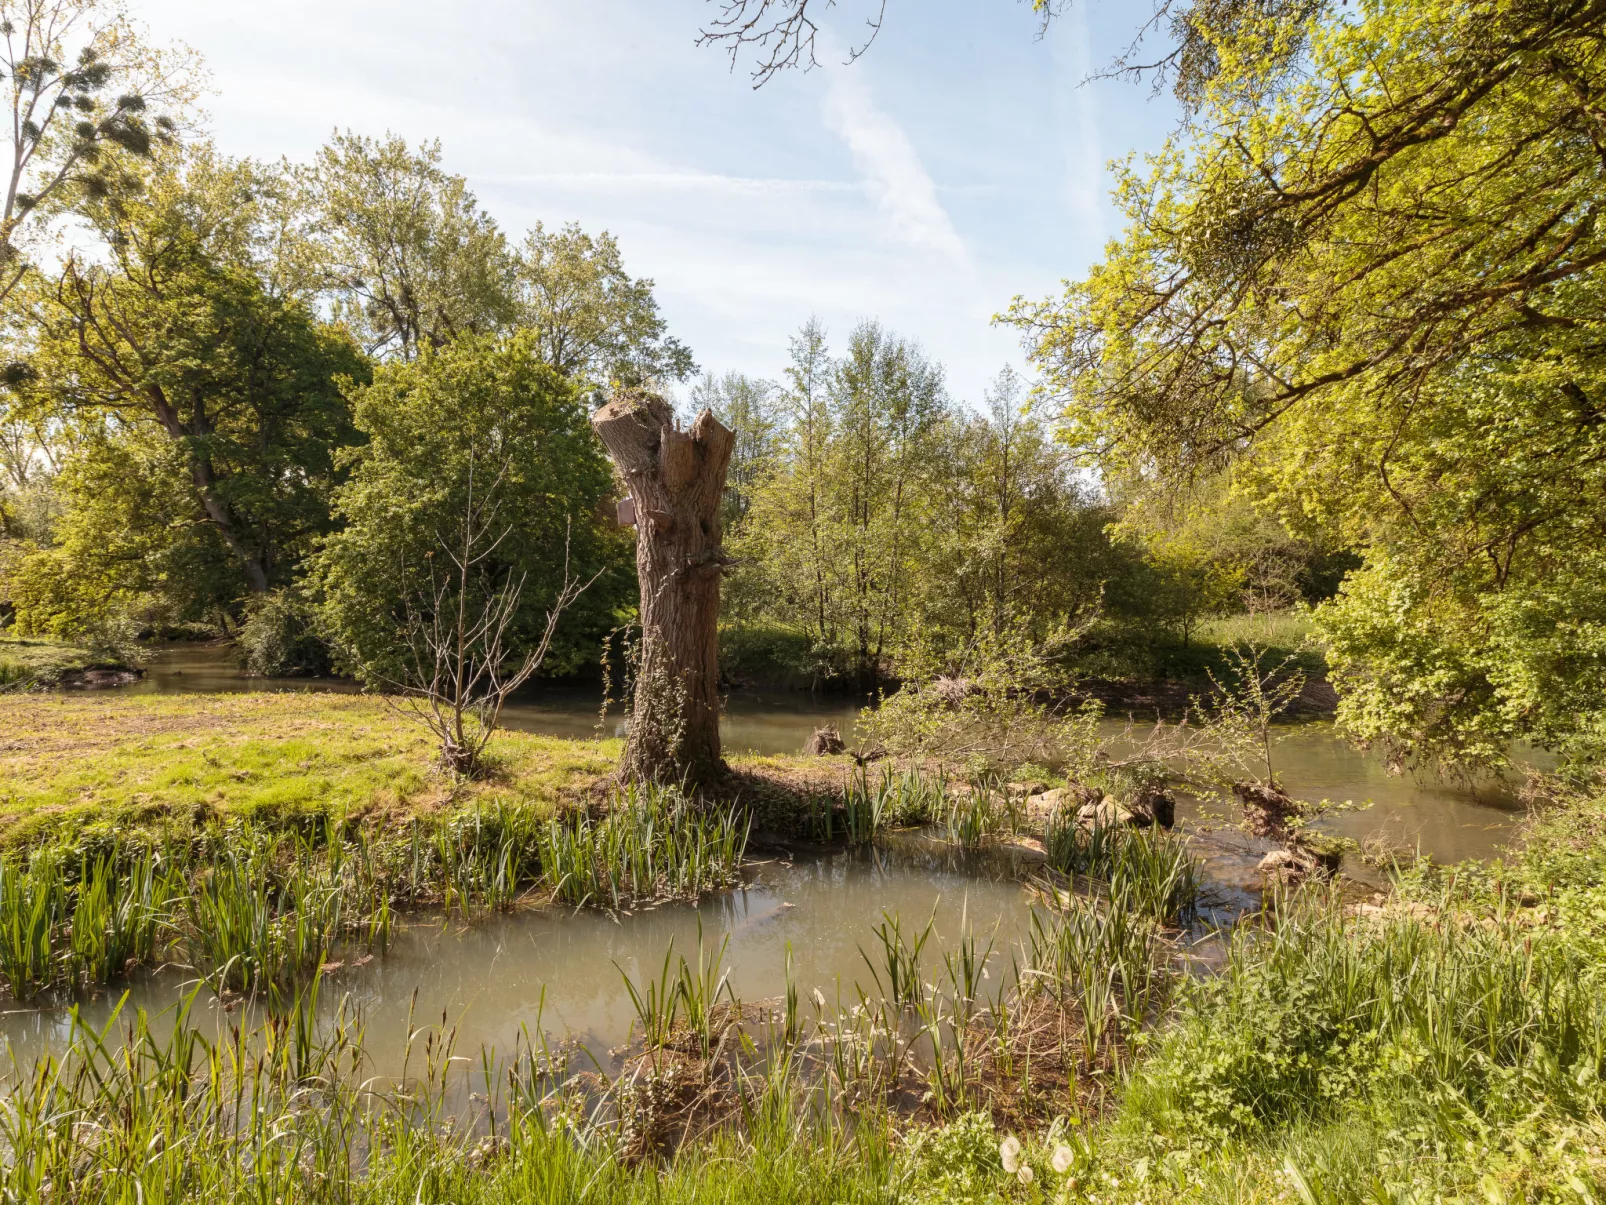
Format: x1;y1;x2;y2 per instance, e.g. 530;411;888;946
824;763;948;843
540;781;749;909
1044;807;1200;926
824;764;1018;850
0;870;1595;1203
0;782;747;1002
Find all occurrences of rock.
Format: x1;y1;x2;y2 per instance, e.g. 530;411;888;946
1130;783;1176;830
1076;796;1137;829
1035;787;1072;810
1257;843;1341;884
1257;849;1302;875
1008;780;1048;798
805;725;845;756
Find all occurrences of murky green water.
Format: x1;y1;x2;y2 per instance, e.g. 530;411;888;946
0;835;1041;1077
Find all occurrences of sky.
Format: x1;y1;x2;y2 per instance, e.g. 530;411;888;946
132;0;1180;406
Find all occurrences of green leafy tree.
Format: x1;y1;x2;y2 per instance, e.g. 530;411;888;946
1009;0;1606;767
13;147;362;627
514;221;695;390
690;370;783;530
313;331;631;688
302;132;515;360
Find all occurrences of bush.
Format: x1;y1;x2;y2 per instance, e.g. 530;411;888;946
237;589;332;677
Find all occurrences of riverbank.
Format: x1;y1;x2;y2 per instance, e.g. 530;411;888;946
0;691;863;851
2;773;1601;1202
0;635;141;689
0;691;1599;1199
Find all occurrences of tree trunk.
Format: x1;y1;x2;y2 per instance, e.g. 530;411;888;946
592;389;735;787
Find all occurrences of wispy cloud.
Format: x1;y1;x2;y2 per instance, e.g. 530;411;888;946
820;66;968;263
473;171;858;196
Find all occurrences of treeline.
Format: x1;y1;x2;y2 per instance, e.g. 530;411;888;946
0;1;1355;697
0;132;674;676
695;321;1349;691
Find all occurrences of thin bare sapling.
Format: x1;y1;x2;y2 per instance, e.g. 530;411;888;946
376;454;598;776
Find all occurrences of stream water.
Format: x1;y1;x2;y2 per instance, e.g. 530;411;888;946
0;642;1523;1071
0;835;1042;1078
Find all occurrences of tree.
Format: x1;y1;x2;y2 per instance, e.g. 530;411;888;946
592;390;734;787
0;0;196;304
18;147;362;608
302;132;515;360
315;332;628;693
1008;0;1606;766
690;370;782;529
514;222;695;390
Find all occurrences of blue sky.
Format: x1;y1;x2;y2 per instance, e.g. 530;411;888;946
135;0;1179;405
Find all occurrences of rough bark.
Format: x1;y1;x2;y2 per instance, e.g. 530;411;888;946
592;389;735;786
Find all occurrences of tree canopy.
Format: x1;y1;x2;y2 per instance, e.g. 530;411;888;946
1008;0;1606;766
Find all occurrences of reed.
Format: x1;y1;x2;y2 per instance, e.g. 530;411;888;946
1044;809;1199;925
540;780;748;909
822;764;949;843
67;852;181;984
0;854;64;1000
677;922;736;1058
861;908;935;1007
941;775;1011;847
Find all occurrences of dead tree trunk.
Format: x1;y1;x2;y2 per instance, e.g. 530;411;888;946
592;389;735;787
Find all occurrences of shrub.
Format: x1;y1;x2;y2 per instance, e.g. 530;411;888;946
237;589;332;677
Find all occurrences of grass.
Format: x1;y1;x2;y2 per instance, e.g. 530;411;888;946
0;691;620;848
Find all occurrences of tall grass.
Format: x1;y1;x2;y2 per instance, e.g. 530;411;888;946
832;764;949;843
187;835;391;994
0;985;900;1203
1045;808;1199;925
539;780;749;909
1129;890;1606;1140
941;775;1013;847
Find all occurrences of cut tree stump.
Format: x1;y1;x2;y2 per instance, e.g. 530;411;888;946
592;389;735;787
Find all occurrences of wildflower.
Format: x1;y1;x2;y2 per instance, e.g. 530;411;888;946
1018;1165;1035;1187
1000;1134;1022;1174
1052;1144;1075;1174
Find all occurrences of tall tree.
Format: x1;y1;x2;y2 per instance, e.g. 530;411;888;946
690;370;782;528
315;332;627;695
19;147;362;603
514;222;695;390
303;132;515;360
831;320;947;690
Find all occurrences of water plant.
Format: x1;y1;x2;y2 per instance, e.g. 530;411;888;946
1045;809;1199;925
540;780;748;909
941;775;1011;847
